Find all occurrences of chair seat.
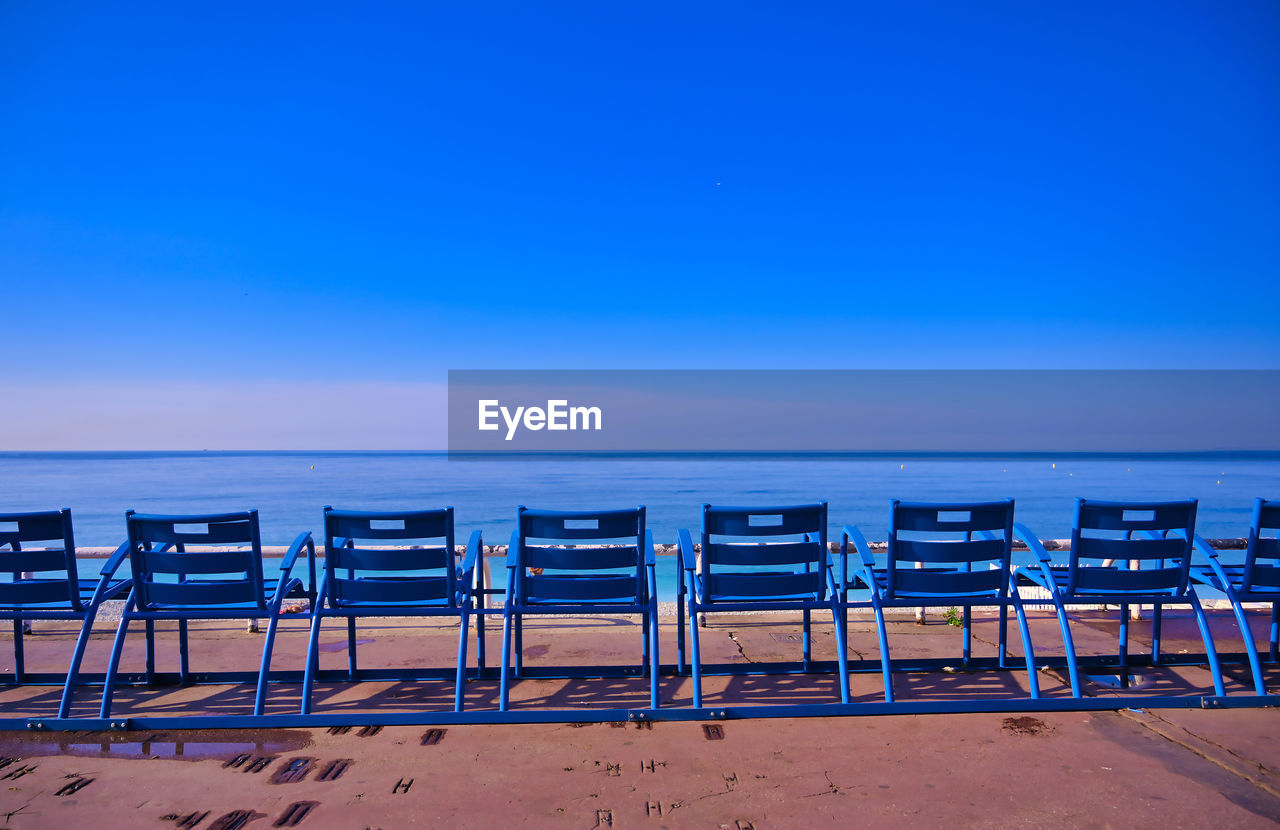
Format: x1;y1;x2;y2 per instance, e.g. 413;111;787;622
693;571;826;604
1192;565;1280;601
1031;564;1187;600
138;578;306;613
696;586;823;604
0;579;132;617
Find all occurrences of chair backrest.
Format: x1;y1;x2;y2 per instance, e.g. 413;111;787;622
699;503;828;601
323;506;459;608
0;509;83;612
126;510;267;610
515;506;646;605
1243;498;1280;592
885;500;1014;601
1067;498;1197;597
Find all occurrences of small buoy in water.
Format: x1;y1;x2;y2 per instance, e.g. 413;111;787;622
1217;480;1221;484
1052;463;1056;469
310;465;315;470
900;464;904;470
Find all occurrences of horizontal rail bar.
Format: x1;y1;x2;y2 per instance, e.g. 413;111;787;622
12;694;1278;732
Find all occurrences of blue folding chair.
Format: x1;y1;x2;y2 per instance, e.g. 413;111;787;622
0;509;132;713
499;506;657;711
1190;498;1280;695
96;510;315;717
301;506;480;713
678;503;849;708
1016;498;1225;698
842;500;1039;702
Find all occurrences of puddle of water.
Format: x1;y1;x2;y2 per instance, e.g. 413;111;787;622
0;728;312;761
317;638;376;653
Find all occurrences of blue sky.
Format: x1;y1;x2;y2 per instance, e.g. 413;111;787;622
2;3;1278;448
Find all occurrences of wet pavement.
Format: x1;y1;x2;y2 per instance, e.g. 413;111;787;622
0;609;1277;827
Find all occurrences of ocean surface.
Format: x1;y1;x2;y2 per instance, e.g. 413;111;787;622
1;451;1275;546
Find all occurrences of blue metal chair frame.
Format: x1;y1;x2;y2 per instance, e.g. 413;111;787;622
499;506;658;711
1190;498;1280;695
1015;498;1225;698
301;506;480;713
843;500;1040;702
678;503;849;707
0;510;133;712
93;510;316;717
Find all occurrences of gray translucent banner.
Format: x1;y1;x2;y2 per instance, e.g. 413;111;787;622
447;370;1280;456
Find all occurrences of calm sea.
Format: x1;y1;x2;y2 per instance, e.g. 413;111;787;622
0;451;1275;545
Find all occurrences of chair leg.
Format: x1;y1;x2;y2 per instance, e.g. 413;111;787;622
1118;603;1130;688
1052;602;1083;699
689;603;704;708
60;603;106;718
676;578;686;676
1151;603;1163;664
100;595;138;718
1012;597;1041;699
962;605;972;666
1223;589;1267;695
347;618;358;680
454;606;470;713
871;601;893;703
144;619;156;685
839;592;849;668
301;611;325;715
475;596;487;674
12;619;24;685
831;602;850;704
641;610;651;677
499;609;514;711
1270;602;1278;663
178;619;190;685
648;604;659;709
998;600;1009;670
514;611;524;676
254;612;284;716
1189;590;1225;697
802;608;812;670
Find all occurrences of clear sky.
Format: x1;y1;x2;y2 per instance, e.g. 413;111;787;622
2;2;1278;448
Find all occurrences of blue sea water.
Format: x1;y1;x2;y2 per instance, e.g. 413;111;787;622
0;451;1275;546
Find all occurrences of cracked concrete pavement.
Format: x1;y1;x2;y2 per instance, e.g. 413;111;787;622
0;609;1277;827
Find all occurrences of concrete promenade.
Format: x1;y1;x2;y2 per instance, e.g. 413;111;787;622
0;609;1277;827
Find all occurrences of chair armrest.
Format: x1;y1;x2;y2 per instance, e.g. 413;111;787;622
84;541;137;608
842;525;875;569
1013;523;1053;564
1192;533;1220;560
507;530;520;569
461;530;482;583
280;531;313;576
644;531;659;604
99;540;133;579
677;528;696;572
1190;533;1235;589
276;532;315;603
